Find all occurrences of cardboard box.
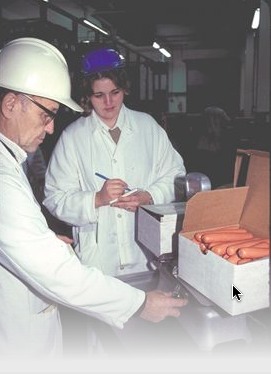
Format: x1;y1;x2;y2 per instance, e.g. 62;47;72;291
136;202;186;258
178;150;270;315
233;148;269;188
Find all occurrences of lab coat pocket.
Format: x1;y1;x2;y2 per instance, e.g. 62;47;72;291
30;303;62;357
77;230;100;267
28;292;53;314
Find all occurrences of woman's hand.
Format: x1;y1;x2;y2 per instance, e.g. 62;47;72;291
95;179;128;207
112;190;153;212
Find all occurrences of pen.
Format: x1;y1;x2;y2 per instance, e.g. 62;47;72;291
95;172;109;181
95;172;131;191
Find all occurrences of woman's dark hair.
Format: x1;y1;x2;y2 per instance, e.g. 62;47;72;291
85;68;130;96
78;68;130;114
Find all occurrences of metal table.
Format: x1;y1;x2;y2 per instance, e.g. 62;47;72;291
60;259;271;359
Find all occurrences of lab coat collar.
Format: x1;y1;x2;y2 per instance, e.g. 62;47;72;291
0;133;27;164
91;105;133;136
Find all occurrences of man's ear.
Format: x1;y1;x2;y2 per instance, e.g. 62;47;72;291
1;92;18;118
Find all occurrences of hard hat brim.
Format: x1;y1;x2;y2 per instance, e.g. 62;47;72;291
60;98;84;113
0;38;84;113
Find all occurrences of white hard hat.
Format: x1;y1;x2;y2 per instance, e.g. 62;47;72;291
0;37;83;112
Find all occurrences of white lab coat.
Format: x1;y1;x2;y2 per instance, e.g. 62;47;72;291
0;139;145;358
44;105;186;276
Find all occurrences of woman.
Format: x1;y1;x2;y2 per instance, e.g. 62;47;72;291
44;47;186;277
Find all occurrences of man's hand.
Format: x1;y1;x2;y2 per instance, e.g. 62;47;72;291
139;290;188;323
56;235;73;245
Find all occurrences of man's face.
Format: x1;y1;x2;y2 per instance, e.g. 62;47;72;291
16;95;59;153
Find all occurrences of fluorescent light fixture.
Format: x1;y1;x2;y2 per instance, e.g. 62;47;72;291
152;41;160;49
153;41;171;58
83;19;109;36
159;48;171;58
251;8;260;29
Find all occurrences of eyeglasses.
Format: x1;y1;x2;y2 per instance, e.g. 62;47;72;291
22;94;57;125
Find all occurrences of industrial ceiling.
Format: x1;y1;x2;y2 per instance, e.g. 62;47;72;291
1;0;261;59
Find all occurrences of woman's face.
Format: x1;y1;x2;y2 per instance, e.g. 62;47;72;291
89;77;125;128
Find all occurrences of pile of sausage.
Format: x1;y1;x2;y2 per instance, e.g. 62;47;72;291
192;227;269;264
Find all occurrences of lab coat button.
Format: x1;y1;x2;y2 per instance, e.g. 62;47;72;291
117;214;122;218
112;159;117;163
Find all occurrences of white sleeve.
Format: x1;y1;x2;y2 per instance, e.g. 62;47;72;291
0;172;145;328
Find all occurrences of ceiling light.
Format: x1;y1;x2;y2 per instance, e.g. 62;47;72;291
251;8;260;29
82;19;109;36
152;41;160;49
153;41;171;58
159;48;171;58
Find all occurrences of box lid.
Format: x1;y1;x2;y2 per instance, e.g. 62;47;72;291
140;202;186;222
239;151;270;237
137;202;186;257
182;187;249;232
233;149;269;187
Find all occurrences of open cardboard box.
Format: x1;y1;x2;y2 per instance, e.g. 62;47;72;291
178;150;270;315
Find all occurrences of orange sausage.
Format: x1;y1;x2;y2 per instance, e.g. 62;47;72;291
207;241;225;249
199;242;208;254
227;254;240;264
202;232;253;244
226;238;269;256
194;227;247;242
250;242;269;248
210;242;233;256
191;238;209;254
192;238;200;244
237;247;269;259
237;258;253;265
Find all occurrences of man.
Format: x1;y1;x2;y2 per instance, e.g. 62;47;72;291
0;38;187;358
43;47;186;276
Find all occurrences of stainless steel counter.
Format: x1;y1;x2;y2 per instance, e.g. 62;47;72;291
60;263;271;359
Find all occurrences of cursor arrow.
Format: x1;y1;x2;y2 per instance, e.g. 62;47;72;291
232;284;243;301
